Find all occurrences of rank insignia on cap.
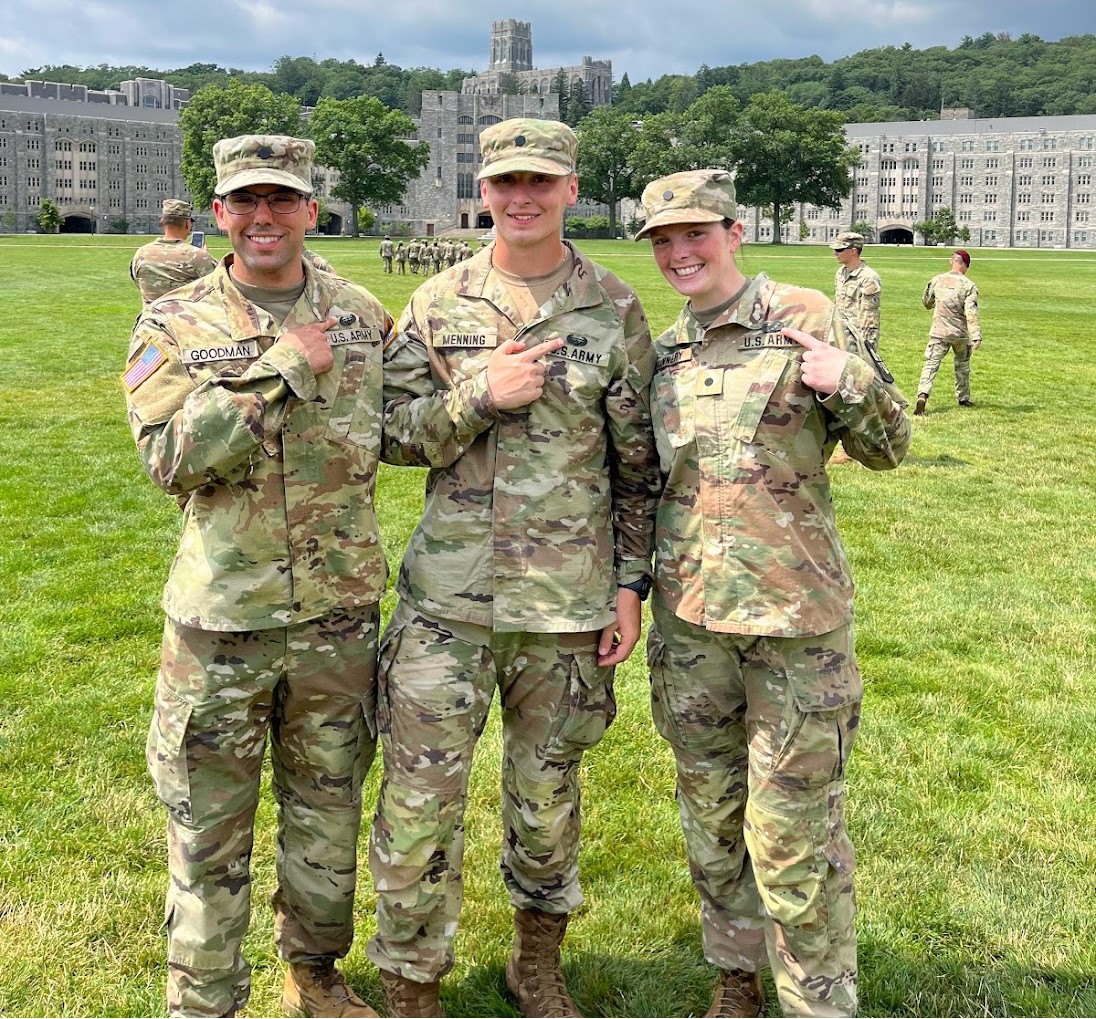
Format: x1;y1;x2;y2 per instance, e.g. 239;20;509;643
663;190;674;200
515;135;526;146
122;342;167;392
258;146;272;158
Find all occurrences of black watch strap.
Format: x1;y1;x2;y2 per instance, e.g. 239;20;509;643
619;576;652;601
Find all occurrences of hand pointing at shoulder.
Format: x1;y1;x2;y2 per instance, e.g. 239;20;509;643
782;327;849;396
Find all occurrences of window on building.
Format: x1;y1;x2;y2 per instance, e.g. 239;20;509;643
1043;156;1057;168
1077;174;1092;185
962;140;974;151
1017;210;1031;221
1042;193;1055;204
985;140;1000;152
985;210;997;221
1020;138;1035;151
1041;210;1055;221
960;158;974;169
986;157;999;169
1018;193;1031;204
1042;137;1057;150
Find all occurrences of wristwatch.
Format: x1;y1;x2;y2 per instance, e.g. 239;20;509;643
619;576;653;601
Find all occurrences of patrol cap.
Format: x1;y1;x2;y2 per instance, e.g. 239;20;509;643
161;198;192;219
831;231;865;251
954;249;971;266
213;134;314;196
634;169;736;241
477;118;577;179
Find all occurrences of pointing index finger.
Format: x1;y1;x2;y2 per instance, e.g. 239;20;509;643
519;337;566;361
782;326;826;350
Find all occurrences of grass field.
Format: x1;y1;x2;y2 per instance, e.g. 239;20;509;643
1;233;1094;1018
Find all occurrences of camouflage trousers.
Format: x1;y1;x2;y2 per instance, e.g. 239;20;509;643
647;598;861;1018
366;603;616;982
148;606;379;1017
917;336;972;402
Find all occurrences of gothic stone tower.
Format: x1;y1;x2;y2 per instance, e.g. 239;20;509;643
490;19;533;72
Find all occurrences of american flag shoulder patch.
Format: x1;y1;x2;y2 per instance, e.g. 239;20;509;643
122;342;167;392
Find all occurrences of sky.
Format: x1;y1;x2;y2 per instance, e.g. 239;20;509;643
1;0;1094;85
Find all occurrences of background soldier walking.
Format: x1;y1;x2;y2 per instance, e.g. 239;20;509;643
916;249;983;415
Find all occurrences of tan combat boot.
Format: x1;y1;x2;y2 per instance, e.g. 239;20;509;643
914;394;928;416
705;969;764;1018
505;908;583;1018
378;969;444;1018
282;961;378;1018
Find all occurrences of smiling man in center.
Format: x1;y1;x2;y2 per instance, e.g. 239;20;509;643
369;117;660;1018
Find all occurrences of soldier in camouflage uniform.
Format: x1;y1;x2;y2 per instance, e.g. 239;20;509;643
369;117;659;1019
915;249;983;415
130;198;216;305
380;235;395;274
831;233;881;356
395;241;407;274
635;170;911;1018
122;134;393;1019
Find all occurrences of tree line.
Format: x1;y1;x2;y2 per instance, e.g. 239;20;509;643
8;32;1096;123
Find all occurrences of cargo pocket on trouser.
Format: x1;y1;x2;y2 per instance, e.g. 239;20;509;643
147;681;194;825
374;618;405;740
544;652;616;761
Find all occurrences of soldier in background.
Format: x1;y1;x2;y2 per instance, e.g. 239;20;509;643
129;198;215;305
379;234;394;273
635;169;911;1018
395;241;407;274
123;134;392;1019
369;118;659;1019
915;249;983;415
831;232;881;355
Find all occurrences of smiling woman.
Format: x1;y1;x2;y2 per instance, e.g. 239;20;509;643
635;167;912;1019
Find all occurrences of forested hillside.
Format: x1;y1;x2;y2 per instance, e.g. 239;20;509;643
6;31;1095;123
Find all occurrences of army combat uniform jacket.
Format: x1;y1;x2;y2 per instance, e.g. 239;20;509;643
381;242;660;634
834;262;881;349
651;273;911;639
923;270;982;343
130;237;216;305
123;257;392;631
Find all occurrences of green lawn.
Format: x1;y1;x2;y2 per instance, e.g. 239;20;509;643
1;234;1094;1017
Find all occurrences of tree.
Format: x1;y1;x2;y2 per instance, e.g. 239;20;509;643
575;107;639;239
35;198;62;233
850;219;875;242
308;95;430;237
1;207;16;231
180;80;303;210
932;206;959;244
672;86;741;171
913;218;937;245
566;79;589;127
730;91;860;244
629;112;678;184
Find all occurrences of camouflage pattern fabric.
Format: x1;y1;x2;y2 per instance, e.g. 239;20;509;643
123;257;392;631
650;272;910;638
130;237;216;305
380;238;394;273
303;248;335;274
150;607;379;1016
833;262;881;351
917;337;973;402
647;601;859;1018
408;240;421;273
395;244;407;274
922;270;982;343
212;134;314;195
918;270;982;400
366;604;615;982
477;117;577;179
380;241;659;633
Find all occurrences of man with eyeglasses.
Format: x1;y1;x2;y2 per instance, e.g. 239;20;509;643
130;198;216;306
122;134;393;1019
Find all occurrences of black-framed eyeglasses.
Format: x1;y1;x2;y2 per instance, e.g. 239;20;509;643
222;191;305;215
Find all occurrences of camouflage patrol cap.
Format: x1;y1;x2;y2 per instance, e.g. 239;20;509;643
477;118;577;179
831;231;865;251
634;169;736;241
213;134;314;196
161;198;192;219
